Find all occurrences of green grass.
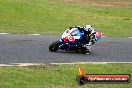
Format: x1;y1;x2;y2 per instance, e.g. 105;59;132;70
0;64;132;88
0;0;132;36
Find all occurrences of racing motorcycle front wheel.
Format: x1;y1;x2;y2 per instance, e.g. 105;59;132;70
49;41;62;52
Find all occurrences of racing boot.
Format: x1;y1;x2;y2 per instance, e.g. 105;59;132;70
83;42;92;54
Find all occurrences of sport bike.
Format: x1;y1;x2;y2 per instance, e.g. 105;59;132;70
49;28;102;54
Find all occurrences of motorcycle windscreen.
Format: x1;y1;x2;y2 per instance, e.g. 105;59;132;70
70;29;82;39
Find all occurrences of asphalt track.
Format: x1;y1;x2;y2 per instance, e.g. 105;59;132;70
0;34;132;64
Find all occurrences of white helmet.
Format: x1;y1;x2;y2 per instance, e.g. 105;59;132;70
84;25;92;31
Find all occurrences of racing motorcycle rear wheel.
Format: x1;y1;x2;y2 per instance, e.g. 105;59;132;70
80;47;90;54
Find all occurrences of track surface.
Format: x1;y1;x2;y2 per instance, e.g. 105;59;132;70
0;34;132;64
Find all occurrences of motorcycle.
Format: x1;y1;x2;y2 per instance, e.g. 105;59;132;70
49;28;102;54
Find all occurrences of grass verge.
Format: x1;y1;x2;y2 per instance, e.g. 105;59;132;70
0;0;132;36
0;64;132;88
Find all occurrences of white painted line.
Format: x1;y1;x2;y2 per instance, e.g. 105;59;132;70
28;34;41;35
0;62;132;66
128;37;132;38
50;62;132;65
0;33;8;34
10;63;44;66
0;64;12;66
0;63;45;66
102;36;106;37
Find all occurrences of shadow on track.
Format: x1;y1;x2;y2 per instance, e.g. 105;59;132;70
48;50;98;56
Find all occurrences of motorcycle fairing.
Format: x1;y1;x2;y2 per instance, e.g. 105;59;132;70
95;32;102;41
62;28;85;43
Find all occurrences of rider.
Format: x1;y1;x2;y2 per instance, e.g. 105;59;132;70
69;25;96;45
83;25;96;45
69;25;96;54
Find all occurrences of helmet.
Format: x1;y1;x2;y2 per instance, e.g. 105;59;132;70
84;25;92;31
